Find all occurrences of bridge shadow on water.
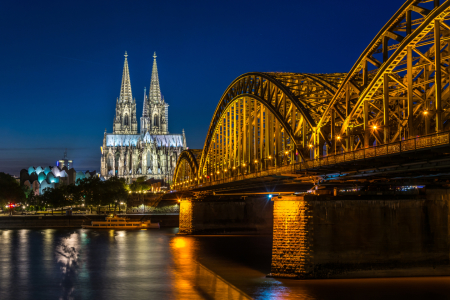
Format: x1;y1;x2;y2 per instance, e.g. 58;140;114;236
172;232;450;300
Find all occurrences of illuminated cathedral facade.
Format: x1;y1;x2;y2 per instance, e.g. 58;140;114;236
101;52;186;183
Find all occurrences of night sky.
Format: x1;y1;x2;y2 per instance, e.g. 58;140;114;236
0;0;406;175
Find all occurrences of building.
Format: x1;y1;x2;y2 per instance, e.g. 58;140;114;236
101;52;186;183
57;149;73;169
20;165;97;195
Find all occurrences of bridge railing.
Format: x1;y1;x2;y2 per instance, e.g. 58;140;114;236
175;131;450;191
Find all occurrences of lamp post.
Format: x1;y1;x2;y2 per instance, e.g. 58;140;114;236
284;151;289;166
335;136;340;154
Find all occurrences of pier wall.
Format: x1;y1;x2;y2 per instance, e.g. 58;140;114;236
270;190;450;279
178;196;273;234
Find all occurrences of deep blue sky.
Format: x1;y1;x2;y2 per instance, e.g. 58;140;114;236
0;0;406;175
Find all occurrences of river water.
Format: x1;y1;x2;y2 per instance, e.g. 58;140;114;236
1;228;450;300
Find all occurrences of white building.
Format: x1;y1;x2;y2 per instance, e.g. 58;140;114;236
101;52;186;183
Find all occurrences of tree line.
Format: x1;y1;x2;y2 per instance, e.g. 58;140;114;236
0;173;159;214
0;173;129;213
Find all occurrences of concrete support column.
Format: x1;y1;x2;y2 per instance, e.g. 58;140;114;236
179;199;193;235
270;195;314;279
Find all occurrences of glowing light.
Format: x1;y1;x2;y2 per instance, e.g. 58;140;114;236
224;169;227;172
232;166;236;169
173;238;187;249
373;125;377;130
243;163;246;166
268;156;272;159
268;195;272;199
424;111;428;115
285;151;288;154
309;144;312;148
254;160;258;163
337;136;340;140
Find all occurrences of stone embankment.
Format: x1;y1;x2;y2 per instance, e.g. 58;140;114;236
0;214;179;229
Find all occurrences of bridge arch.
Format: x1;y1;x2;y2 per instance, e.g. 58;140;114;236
172;0;450;191
173;149;201;187
196;72;344;182
316;0;450;153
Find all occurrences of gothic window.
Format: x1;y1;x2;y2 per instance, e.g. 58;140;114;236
124;114;129;126
153;114;159;127
107;154;114;171
147;151;152;169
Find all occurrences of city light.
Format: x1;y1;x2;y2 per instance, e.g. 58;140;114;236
424;111;428;115
337;136;340;140
373;125;377;130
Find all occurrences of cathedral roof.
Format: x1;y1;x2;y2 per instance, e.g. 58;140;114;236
106;133;183;147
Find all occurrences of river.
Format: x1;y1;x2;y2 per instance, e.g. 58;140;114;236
1;228;450;299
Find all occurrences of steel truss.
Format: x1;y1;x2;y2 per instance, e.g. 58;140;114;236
173;0;450;188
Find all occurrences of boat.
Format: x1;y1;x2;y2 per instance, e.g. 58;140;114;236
82;214;160;229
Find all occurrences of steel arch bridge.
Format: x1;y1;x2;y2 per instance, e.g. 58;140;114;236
173;0;450;190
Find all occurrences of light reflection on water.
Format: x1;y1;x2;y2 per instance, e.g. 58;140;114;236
0;229;450;300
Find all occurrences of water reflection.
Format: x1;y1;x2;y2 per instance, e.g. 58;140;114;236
0;229;449;300
170;236;252;300
55;232;81;300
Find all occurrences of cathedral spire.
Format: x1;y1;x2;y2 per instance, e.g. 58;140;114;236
119;51;132;102
149;52;162;103
142;87;148;117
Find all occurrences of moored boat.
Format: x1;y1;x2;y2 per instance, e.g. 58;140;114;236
82;214;160;229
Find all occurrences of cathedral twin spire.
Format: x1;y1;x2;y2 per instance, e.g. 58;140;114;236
115;51;168;135
119;51;133;103
149;52;162;103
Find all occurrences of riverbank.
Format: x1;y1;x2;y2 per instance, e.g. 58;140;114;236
0;214;179;229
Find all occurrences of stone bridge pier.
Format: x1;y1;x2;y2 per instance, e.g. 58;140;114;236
270;191;450;279
178;195;273;235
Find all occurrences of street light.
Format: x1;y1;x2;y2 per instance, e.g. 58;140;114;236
335;136;340;154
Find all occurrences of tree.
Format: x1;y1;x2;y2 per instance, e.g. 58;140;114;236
0;172;25;213
103;177;128;212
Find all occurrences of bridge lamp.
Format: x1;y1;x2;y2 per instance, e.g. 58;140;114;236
423;111;428;115
372;125;377;130
337;136;341;140
309;144;313;148
268;194;272;199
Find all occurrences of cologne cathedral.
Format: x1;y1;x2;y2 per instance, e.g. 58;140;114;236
101;52;186;183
